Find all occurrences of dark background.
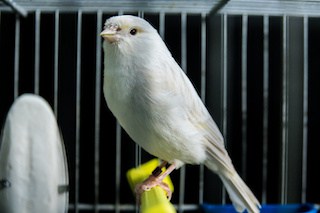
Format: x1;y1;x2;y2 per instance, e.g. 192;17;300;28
0;10;319;212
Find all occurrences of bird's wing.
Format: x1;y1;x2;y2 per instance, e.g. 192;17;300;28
147;60;234;168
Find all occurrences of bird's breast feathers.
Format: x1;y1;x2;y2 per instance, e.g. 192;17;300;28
103;58;210;165
102;36;212;165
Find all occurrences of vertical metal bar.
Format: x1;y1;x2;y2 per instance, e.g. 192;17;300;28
179;167;186;213
75;10;82;213
199;12;206;205
200;12;207;102
281;15;289;204
14;15;20;99
262;15;269;204
301;15;309;203
54;10;59;116
115;11;123;213
34;9;41;95
94;10;103;213
241;14;248;180
115;122;121;213
181;12;187;73
159;11;165;39
138;11;144;18
221;13;228;204
178;12;187;213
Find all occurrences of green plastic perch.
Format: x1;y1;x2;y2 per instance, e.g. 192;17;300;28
127;159;176;213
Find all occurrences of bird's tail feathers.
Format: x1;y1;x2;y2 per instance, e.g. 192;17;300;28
219;172;261;213
204;155;260;213
204;139;260;213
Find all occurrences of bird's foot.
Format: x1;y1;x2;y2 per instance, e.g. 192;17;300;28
134;174;172;203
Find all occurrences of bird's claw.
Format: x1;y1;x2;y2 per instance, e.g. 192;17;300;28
134;174;172;204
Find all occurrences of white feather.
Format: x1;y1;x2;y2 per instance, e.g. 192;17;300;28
102;15;261;212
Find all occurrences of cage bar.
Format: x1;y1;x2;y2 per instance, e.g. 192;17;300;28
301;15;308;204
159;12;165;39
75;10;82;213
261;15;269;204
53;10;59;116
94;10;103;213
281;15;289;204
14;15;20;99
198;12;207;205
181;12;187;74
115;122;122;213
241;14;248;180
200;12;207;102
221;13;228;205
34;9;41;95
0;1;218;14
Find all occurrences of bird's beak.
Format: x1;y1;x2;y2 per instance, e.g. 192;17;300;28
100;27;119;43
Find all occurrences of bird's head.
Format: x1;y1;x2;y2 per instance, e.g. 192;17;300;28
100;15;157;45
100;15;164;56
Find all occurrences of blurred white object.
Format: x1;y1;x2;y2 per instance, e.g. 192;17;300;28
0;94;68;213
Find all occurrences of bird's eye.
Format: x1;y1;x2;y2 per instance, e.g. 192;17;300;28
130;28;137;35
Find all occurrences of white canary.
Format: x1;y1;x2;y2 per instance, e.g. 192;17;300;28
101;15;261;213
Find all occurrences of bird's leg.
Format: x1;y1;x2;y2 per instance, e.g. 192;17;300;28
151;160;168;176
155;163;176;182
135;161;176;203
